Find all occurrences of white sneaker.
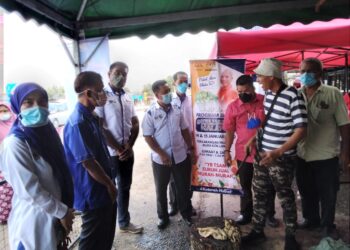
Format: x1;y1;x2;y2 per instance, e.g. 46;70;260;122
119;222;144;234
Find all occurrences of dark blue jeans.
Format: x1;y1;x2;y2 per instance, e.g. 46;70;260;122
296;157;339;228
79;203;117;250
113;155;134;228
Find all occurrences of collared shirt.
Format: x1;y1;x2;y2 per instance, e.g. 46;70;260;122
172;93;193;134
95;85;136;156
64;103;113;211
263;86;307;155
1;135;67;250
297;84;350;162
142;102;188;165
223;94;265;163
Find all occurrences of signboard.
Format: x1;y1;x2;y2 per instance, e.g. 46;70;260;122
190;59;245;195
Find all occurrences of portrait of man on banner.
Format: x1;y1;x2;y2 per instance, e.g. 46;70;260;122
190;59;245;195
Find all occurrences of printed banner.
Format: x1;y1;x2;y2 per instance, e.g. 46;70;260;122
190;59;245;195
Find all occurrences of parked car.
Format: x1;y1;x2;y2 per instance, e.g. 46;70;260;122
49;102;69;128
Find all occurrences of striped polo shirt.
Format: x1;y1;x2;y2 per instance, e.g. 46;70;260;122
262;86;307;155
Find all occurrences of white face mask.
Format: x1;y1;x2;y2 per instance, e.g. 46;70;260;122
0;112;11;121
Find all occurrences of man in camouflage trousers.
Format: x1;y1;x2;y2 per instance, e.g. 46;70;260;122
242;59;307;250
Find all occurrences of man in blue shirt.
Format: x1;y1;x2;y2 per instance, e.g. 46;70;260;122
142;80;196;230
64;71;117;250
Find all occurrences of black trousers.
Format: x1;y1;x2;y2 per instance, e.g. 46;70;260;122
168;154;193;210
237;160;276;219
152;157;192;220
112;155;134;228
79;203;117;250
296;157;339;228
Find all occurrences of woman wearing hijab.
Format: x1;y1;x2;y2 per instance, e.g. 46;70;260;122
0;102;16;224
0;83;74;250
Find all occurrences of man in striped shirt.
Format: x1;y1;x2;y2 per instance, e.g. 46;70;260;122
241;58;307;250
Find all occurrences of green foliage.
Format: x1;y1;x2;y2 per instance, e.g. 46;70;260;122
47;86;65;100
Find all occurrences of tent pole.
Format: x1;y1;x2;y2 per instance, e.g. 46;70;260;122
77;40;82;72
58;34;78;68
345;54;349;92
76;0;88;21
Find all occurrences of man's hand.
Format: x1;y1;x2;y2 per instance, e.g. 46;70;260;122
160;151;172;166
190;149;198;165
118;143;133;161
107;182;118;203
244;137;255;156
60;208;75;235
224;151;232;166
259;149;282;166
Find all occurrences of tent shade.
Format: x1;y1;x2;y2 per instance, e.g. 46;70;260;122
213;19;350;73
0;0;349;39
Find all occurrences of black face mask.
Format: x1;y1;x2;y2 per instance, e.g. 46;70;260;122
239;93;253;103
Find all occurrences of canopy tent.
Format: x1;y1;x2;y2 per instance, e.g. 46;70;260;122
211;18;350;73
0;0;349;40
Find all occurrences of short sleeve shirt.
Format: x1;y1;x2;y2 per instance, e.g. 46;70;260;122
142;102;188;165
95;86;136;156
262;86;307;155
64;103;113;211
223;94;265;163
297;84;350;161
172;94;193;133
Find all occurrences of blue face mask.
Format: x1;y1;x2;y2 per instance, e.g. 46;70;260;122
177;82;188;94
161;93;172;105
20;106;50;127
247;117;261;129
300;72;317;87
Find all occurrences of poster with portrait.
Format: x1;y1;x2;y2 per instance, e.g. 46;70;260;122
190;59;245;195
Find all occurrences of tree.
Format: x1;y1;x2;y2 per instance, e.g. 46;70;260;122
47;86;65;100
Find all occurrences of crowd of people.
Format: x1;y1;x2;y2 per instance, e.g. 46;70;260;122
0;57;349;250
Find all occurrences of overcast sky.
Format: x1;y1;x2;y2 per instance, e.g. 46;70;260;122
3;10;216;93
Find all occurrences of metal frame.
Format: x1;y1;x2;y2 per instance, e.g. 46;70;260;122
80;0;348;30
10;0;349;40
14;0;74;30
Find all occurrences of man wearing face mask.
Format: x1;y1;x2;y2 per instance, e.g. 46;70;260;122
223;75;278;227
142;80;195;229
95;62;143;234
64;71;117;250
242;59;307;250
296;58;350;239
167;71;196;217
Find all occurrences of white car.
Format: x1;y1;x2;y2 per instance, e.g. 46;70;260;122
49;102;69;128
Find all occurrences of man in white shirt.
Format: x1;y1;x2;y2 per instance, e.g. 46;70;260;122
142;80;195;229
95;62;143;234
168;71;196;217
